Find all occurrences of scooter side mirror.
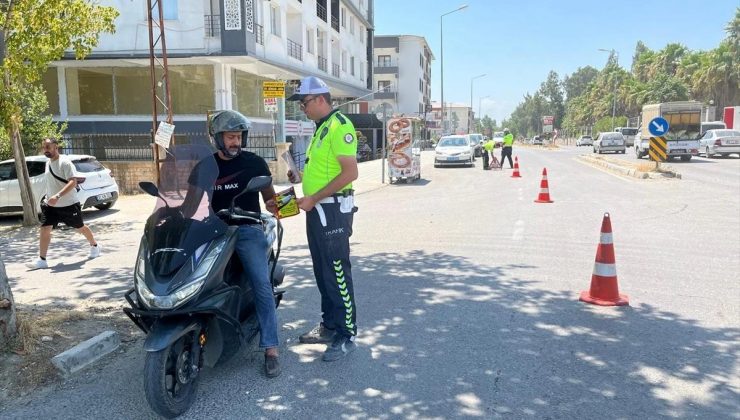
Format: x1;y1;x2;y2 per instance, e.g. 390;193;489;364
139;181;160;197
245;175;272;193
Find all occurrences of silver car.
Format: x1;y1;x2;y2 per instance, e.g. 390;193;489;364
593;132;626;154
576;135;593;147
699;129;740;158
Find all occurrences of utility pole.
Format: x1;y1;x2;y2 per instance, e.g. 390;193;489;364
147;0;174;182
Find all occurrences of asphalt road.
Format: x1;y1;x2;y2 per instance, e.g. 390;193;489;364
2;148;739;419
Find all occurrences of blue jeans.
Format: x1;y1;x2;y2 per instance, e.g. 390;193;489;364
234;225;279;349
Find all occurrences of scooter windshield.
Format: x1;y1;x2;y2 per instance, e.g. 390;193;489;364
144;144;227;277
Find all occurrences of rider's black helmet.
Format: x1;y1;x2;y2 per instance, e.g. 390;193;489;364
208;110;251;157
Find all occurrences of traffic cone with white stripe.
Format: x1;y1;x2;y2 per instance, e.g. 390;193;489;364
511;156;522;178
580;213;629;306
534;168;553;203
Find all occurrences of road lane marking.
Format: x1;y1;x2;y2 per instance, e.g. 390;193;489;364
512;220;525;241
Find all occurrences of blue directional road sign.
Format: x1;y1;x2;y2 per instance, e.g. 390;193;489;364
648;117;669;136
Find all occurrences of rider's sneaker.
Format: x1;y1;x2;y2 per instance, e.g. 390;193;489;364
264;354;281;378
322;334;357;362
299;322;335;344
26;258;48;270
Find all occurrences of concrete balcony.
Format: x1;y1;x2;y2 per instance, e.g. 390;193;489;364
374;66;398;75
374;91;397;100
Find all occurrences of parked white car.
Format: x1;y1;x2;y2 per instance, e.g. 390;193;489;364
434;135;475;167
699;129;740;158
0;154;119;216
593;132;626;154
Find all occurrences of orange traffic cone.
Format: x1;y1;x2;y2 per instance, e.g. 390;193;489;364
511;156;522;178
580;213;629;306
534;168;553;203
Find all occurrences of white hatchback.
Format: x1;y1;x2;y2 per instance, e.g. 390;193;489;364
0;154;119;216
593;132;626;154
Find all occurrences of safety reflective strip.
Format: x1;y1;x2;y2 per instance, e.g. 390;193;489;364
600;233;613;244
334;259;354;329
540;188;549;193
315;204;327;227
593;262;617;277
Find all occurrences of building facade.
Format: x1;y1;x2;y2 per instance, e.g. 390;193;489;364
368;35;433;119
40;0;374;140
428;101;472;137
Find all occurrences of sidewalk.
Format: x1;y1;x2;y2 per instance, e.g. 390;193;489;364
0;157;390;310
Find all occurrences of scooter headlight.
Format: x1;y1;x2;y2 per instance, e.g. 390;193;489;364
136;275;205;310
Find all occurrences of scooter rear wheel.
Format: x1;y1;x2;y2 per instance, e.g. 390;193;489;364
144;334;199;418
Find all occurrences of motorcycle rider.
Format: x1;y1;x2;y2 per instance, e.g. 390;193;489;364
191;110;282;378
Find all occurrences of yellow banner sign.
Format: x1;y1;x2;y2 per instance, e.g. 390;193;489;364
263;81;286;98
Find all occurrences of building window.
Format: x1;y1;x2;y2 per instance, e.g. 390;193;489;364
350;56;355;76
232;69;274;119
152;0;178;20
378;80;391;92
306;28;314;54
342;50;347;71
350;16;354;35
341;7;346;27
419;79;423;93
41;68;60;115
270;6;280;36
360;26;364;44
377;55;391;67
65;65;214;115
420;54;424;68
360;62;364;81
420;103;423;114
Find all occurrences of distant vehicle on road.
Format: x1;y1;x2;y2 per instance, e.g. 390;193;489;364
699;129;740;158
434;135;475;167
492;131;505;147
593;132;626;154
700;121;726;136
531;136;543;145
0;155;119;217
576;135;593;147
614;127;638;147
466;133;484;157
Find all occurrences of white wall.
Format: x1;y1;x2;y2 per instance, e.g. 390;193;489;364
398;37;424;117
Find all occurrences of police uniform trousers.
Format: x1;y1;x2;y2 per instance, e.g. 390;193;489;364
482;150;490;170
501;146;514;168
306;194;357;338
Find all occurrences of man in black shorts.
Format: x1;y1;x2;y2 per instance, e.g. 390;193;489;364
27;138;100;269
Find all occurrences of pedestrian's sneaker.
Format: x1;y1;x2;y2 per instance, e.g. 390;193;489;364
322;335;357;362
26;258;48;270
89;244;101;259
299;322;335;344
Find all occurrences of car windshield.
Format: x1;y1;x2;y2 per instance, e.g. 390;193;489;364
582;136;592;139
703;124;726;132
715;130;740;137
439;137;468;147
73;158;106;173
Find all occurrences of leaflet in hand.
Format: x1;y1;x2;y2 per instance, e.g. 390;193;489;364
281;150;302;183
275;186;300;218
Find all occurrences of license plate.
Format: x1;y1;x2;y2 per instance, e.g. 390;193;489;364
725;140;739;145
447;156;458;161
671;149;685;154
96;192;112;201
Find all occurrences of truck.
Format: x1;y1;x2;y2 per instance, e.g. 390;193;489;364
724;106;740;130
614;127;638;147
635;101;702;162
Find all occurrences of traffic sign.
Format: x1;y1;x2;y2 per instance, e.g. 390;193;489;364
648;117;669;136
262;81;285;98
649;136;667;162
263;98;278;113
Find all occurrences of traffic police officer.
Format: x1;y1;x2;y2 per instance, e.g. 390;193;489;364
482;138;494;170
287;76;359;362
501;128;514;169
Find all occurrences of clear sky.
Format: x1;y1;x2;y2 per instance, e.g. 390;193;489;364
373;0;738;123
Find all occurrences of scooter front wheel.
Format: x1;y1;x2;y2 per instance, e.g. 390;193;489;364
144;334;199;419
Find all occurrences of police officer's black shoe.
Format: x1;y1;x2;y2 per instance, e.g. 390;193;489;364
299;322;335;344
322;334;357;362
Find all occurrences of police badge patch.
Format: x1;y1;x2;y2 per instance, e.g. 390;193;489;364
344;133;354;144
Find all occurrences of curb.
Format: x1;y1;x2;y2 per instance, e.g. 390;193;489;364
577;155;681;179
51;330;120;377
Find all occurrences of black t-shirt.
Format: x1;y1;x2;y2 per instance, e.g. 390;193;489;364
212;152;271;213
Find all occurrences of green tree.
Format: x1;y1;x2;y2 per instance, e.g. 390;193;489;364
0;85;66;160
563;66;599;101
538;70;565;127
0;0;117;226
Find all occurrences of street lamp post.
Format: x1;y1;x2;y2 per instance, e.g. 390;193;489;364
469;73;485;133
598;48;619;131
440;4;468;135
